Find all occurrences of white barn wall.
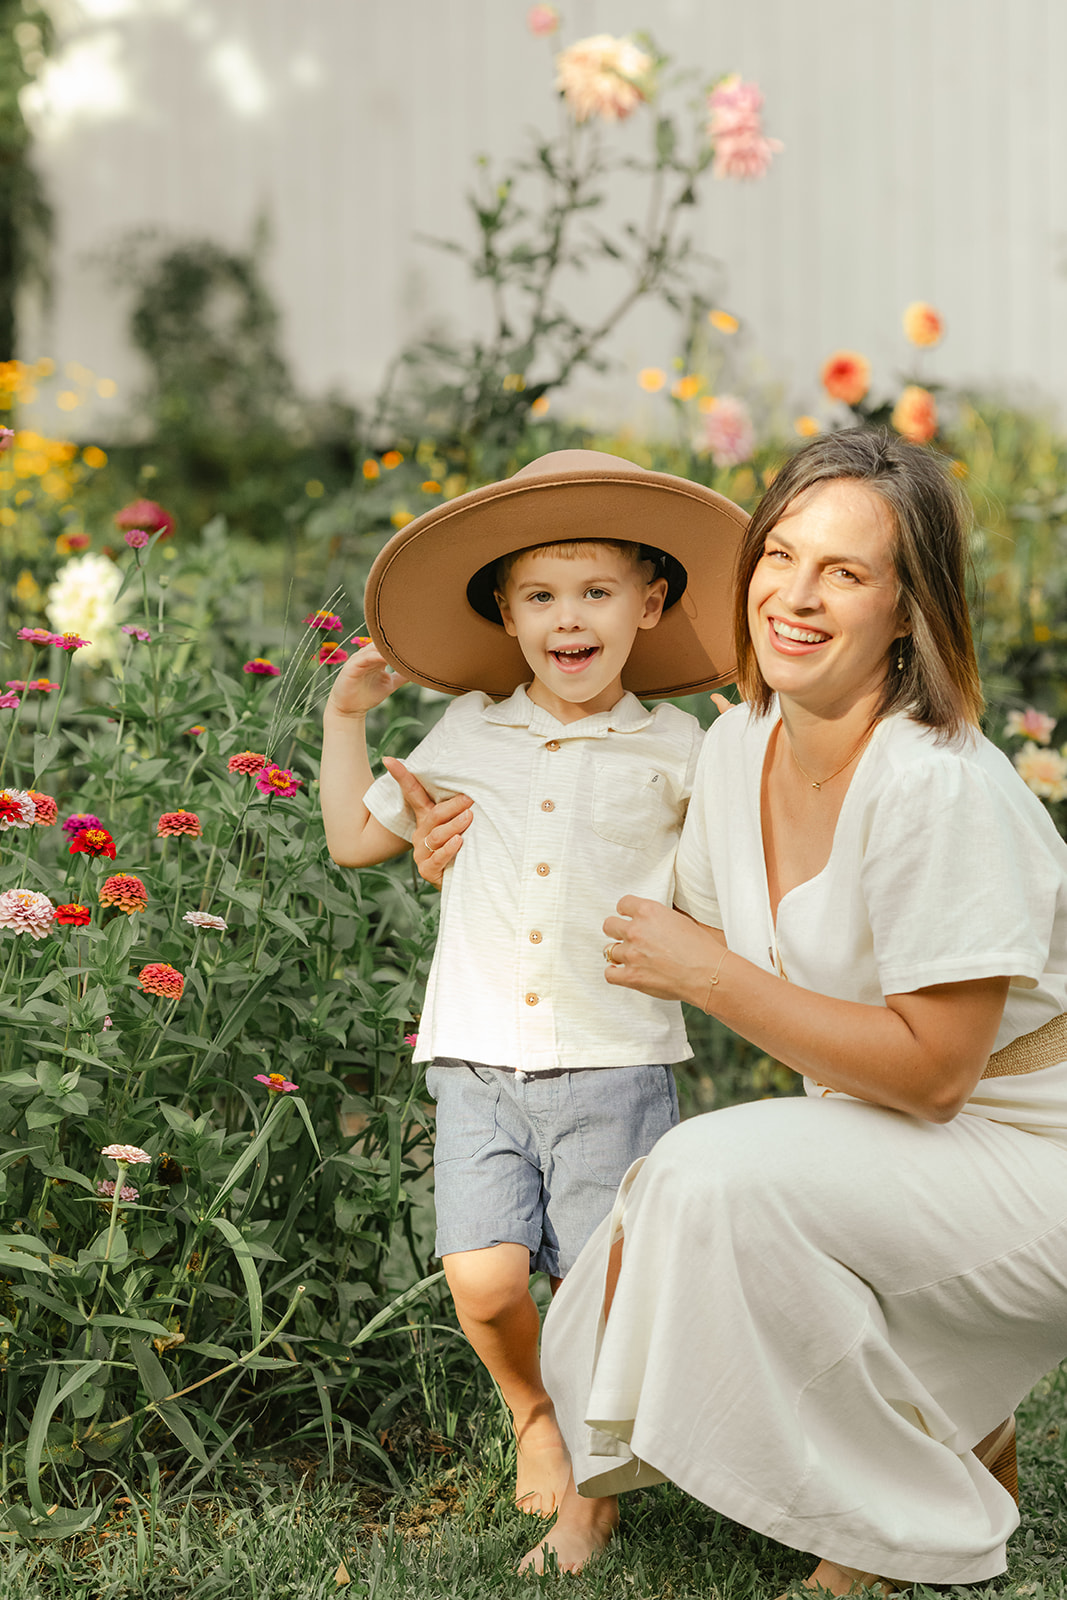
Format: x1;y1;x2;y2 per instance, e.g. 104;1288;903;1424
20;0;1067;438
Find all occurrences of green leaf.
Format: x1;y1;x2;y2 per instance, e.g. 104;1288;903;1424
351;1271;445;1347
153;1400;207;1463
207;1217;263;1346
0;1245;53;1276
130;1338;170;1402
32;733;61;783
25;1361;103;1518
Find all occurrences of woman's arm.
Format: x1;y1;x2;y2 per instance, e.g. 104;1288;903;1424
602;897;1009;1123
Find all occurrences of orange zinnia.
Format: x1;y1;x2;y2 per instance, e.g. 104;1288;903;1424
891;385;938;444
902;302;944;348
820;350;870;407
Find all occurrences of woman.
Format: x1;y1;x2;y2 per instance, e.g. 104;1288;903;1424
404;429;1067;1588
515;429;1067;1586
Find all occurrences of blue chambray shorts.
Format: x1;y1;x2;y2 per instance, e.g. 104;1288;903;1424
425;1058;679;1278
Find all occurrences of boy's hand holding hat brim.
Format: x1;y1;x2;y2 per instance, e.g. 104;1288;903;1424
365;449;748;700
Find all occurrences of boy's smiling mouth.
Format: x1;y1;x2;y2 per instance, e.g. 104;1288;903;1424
550;644;600;671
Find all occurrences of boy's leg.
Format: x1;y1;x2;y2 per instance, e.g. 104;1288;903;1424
443;1243;571;1515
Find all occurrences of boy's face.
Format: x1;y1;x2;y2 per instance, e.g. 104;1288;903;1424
495;546;668;723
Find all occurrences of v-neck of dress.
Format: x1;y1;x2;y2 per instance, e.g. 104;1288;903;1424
759;713;885;939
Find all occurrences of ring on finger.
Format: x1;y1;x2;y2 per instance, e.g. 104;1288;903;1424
603;940;622;966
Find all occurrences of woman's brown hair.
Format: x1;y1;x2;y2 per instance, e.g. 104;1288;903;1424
733;429;983;735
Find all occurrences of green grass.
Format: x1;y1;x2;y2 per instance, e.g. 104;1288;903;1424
4;1362;1064;1598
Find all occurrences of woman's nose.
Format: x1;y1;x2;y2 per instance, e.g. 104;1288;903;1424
778;564;820;612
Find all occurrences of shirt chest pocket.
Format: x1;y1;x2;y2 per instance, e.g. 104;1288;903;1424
591;760;667;848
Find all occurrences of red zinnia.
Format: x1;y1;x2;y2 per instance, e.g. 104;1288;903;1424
70;826;117;859
228;750;267;775
99;874;148;914
28;790;58;826
157;809;203;838
318;643;349;665
115;499;175;539
138;962;184;999
55;902;92;926
0;794;25;827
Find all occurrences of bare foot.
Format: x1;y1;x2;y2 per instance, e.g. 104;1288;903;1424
776;1559;900;1599
514;1402;571;1516
518;1476;619;1574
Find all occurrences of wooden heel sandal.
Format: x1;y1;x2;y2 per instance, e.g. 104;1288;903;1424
975;1415;1019;1505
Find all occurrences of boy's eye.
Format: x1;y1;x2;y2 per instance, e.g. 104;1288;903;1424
528;591;553;604
585;587;610;600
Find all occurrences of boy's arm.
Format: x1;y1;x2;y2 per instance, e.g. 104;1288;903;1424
320;644;411;867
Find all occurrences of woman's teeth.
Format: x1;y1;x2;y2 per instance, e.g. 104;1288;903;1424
773;621;829;644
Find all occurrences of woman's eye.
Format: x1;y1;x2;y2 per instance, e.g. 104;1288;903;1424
833;568;859;583
763;547;789;562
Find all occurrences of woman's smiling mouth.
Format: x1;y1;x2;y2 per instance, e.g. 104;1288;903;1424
769;617;831;651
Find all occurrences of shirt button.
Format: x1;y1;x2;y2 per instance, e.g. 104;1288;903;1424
536;863;550;877
529;930;542;943
545;739;561;752
525;992;539;1006
541;799;555;812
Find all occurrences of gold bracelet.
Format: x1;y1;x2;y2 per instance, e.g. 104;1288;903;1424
702;947;729;1013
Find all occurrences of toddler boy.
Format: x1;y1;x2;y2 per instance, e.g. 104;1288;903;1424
319;449;742;1518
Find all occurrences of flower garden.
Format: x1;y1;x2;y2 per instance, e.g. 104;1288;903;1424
2;11;1067;1593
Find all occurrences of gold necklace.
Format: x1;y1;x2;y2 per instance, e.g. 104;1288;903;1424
785;723;876;791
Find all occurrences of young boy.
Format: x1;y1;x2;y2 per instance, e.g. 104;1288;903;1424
319;449;743;1522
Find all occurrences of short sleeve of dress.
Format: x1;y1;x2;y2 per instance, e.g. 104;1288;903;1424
672;732;723;930
862;753;1059;995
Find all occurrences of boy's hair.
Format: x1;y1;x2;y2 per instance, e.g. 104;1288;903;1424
494;539;657;596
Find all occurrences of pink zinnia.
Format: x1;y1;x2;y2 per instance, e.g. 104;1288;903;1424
16;627;54;646
0;692;19;710
404;1033;418;1048
253;1072;298;1095
0;789;36;830
139;962;184;999
124;529;150;550
99;874;148;914
0;888;55;940
5;681;25;692
51;632;90;652
303;610;342;631
1005;708;1057;745
98;1178;139;1202
101;1143;151;1164
707;76;783;180
243;658;280;676
24;679;60;694
318;643;349;665
63;811;104;839
28;790;58;826
115;499;175;539
350;635;372;649
0;426;13;453
121;625;152;642
702;396;756;468
256;763;302;799
227;750;267;775
157;809;203;838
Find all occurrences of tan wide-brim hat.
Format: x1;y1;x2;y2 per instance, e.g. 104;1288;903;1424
365;448;747;698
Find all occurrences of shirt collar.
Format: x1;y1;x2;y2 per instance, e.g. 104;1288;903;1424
482;683;655;739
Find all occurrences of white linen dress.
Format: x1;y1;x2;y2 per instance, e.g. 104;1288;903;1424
541;706;1067;1583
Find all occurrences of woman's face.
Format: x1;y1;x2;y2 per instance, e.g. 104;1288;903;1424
747;478;907;718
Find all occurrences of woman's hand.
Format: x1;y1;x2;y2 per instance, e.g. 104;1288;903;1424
603;897;725;1007
327;643;407;718
383;758;473;889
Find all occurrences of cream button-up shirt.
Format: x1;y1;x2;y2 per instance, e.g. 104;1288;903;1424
364;685;703;1074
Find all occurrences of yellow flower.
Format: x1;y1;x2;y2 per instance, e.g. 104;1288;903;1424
33;357;55;377
530;395;550;417
391;509;414;528
362;460;380;480
698;395;717;414
15;570;41;606
0;507;15;526
96;378;117;398
1034;624;1052;643
443;474;467;499
902;301;944;348
502;373;526;392
794;416;821;437
82;446;107;469
56;391;80;411
638;368;666;393
305;479;325;498
672;375;702;401
421;480;441;494
708;310;739;334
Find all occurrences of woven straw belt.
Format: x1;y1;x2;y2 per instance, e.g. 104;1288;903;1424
982;1012;1067;1079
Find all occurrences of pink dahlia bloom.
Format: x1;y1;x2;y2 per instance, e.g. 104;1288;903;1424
115;499;175;539
254;1072;299;1094
1005;708;1057;745
98;1178;139;1202
101;1143;151;1164
527;3;559;35
256;763;302;799
0;888;56;939
702;396;756;467
707;76;783;180
556;33;651;123
0;789;36;830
